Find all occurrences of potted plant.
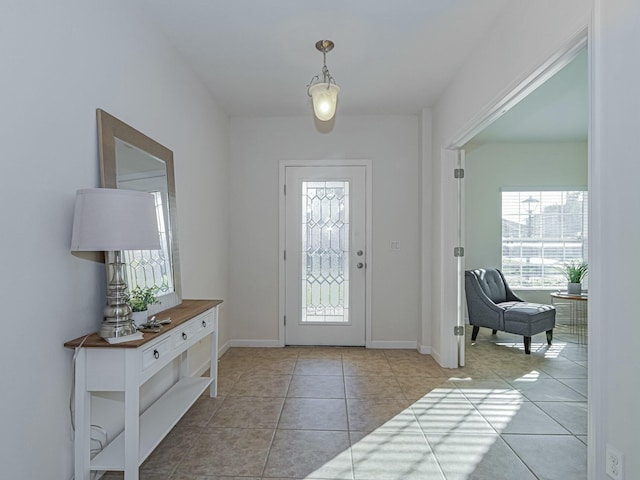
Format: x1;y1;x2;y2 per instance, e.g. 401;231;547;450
560;260;588;295
125;286;160;324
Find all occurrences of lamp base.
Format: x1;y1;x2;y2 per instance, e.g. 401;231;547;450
99;250;136;339
99;319;138;339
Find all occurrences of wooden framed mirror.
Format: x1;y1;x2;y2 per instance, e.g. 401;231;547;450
97;109;182;313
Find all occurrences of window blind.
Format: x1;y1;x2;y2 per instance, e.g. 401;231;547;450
501;189;588;288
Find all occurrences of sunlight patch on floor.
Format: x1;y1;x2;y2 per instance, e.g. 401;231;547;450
351;432;443;479
493;339;568;357
426;433;506;479
511;370;544;382
542;341;568;358
303;381;528;479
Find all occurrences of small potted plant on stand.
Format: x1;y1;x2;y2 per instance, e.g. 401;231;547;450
125;286;160;326
561;260;588;295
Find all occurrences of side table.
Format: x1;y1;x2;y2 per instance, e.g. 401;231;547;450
550;292;587;344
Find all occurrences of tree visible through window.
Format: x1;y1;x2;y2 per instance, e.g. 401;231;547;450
501;189;588;288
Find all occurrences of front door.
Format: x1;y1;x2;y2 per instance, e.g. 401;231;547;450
284;166;367;345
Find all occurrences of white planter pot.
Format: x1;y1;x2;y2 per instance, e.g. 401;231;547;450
130;310;149;326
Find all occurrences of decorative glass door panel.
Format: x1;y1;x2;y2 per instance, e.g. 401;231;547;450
301;181;350;324
285;166;366;346
122;191;174;294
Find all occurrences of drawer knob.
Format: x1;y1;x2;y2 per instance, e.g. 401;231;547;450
153;349;159;359
202;320;207;328
182;332;188;340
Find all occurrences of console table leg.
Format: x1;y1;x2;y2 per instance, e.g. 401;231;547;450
124;349;140;480
210;329;218;397
74;349;91;480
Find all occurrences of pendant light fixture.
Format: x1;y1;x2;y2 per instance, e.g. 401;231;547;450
307;40;340;121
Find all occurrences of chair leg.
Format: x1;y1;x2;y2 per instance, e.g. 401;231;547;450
546;329;553;345
524;336;532;354
492;329;497;335
471;326;480;341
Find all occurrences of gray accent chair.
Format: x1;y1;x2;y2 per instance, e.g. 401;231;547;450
465;268;556;354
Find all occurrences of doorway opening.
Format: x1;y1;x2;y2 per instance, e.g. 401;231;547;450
443;28;591;478
448;32;589;368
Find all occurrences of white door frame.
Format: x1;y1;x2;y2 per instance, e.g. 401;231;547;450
440;29;588;369
278;159;373;347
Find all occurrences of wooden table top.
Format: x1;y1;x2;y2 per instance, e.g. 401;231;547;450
64;299;222;349
550;292;588;301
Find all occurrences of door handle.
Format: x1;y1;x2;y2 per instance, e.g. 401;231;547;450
357;262;364;269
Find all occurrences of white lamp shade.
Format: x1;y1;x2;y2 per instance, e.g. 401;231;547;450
309;82;340;121
71;188;161;251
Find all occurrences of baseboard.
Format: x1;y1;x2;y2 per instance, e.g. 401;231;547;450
225;339;419;350
218;340;231;358
369;340;418;350
193;359;211;378
417;343;432;355
430;346;442;365
229;339;283;348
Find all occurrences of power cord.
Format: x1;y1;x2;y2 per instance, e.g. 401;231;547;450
90;425;108;457
69;334;90;436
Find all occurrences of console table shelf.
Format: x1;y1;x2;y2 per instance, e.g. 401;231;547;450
91;376;211;470
65;299;222;480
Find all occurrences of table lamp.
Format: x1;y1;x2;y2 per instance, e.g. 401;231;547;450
71;188;161;339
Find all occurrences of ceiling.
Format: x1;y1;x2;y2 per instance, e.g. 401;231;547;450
131;0;511;117
130;0;587;142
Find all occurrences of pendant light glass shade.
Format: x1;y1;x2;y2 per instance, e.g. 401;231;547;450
307;40;340;122
309;82;340;121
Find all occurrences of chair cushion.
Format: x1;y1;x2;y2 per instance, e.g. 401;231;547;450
474;269;508;303
502;302;555;322
501;302;556;336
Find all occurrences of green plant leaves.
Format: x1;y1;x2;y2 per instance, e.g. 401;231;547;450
124;286;160;312
560;260;588;283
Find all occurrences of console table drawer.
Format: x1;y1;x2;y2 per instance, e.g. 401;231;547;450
142;337;172;371
173;323;194;349
196;314;212;332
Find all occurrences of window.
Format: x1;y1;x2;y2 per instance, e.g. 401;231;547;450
501;189;588;288
301;181;349;323
122;190;174;295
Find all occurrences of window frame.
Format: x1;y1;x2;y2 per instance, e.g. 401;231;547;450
501;187;588;290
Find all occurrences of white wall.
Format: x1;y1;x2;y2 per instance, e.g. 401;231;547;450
229;116;421;347
428;0;591;367
593;0;640;478
465;142;588;303
0;1;229;478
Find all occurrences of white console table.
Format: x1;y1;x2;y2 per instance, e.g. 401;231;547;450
65;299;221;480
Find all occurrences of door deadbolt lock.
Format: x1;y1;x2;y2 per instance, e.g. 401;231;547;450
357;250;364;256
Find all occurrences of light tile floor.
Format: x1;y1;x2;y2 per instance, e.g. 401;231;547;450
104;326;588;479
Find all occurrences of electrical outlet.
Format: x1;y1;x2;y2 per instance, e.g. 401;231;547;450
606;445;624;480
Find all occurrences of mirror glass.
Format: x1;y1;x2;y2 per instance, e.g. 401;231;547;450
97;109;181;313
